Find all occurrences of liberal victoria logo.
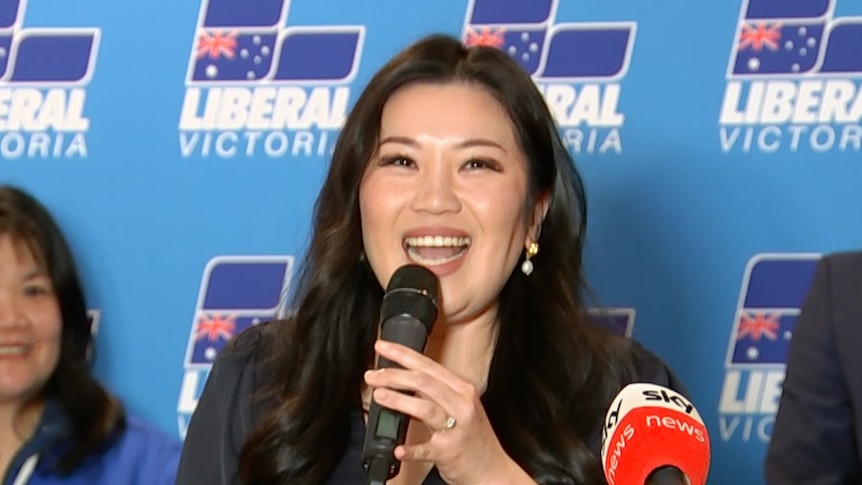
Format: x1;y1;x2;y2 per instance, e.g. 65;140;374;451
0;0;99;159
720;0;862;153
461;0;636;154
179;0;364;159
718;253;820;443
177;255;294;437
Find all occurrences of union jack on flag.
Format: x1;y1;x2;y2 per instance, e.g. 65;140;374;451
737;312;780;341
195;313;237;342
464;27;506;49
196;30;238;60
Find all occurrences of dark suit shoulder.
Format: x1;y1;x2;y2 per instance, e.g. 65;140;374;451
815;250;862;342
824;249;862;271
764;249;862;484
822;250;862;296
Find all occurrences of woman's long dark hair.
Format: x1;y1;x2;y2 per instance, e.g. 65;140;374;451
239;34;631;484
0;185;125;475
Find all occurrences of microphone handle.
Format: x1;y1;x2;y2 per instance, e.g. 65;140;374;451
646;466;689;485
362;313;430;484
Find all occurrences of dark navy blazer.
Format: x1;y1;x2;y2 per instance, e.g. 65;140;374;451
766;251;862;484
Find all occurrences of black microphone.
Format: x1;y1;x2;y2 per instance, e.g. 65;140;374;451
361;264;439;485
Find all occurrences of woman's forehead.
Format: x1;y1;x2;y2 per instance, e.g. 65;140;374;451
379;83;517;144
0;230;46;268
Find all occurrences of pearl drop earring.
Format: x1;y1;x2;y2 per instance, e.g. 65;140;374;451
521;242;539;276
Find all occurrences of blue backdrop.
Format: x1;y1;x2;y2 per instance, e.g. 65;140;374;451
4;0;862;483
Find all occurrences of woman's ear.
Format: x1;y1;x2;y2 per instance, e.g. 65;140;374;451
526;192;550;244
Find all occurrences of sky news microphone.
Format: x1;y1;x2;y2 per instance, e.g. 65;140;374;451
601;383;711;485
361;264;439;485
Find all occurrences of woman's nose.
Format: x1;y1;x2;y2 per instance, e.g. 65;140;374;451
409;163;462;214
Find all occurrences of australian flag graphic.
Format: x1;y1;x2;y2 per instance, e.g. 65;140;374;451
187;0;364;84
730;0;862;76
461;0;635;80
184;256;294;367
726;254;820;368
0;0;99;84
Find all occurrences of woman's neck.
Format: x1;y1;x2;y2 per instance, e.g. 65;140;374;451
361;311;499;414
0;399;44;478
424;312;498;394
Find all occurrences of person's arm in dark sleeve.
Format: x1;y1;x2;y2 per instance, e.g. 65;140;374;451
765;256;860;484
175;327;261;485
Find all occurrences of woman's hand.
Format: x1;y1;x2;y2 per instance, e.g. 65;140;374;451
364;340;537;485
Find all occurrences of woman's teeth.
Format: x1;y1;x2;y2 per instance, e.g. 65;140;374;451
404;236;471;266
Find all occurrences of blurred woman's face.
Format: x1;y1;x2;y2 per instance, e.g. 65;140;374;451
359;82;543;327
0;234;62;406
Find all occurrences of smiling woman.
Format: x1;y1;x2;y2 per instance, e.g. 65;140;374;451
177;33;689;485
360;82;540;323
0;185;181;485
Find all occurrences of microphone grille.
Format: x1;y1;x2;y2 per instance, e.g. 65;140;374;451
381;265;439;333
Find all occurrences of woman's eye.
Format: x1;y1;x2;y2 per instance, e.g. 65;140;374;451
464;158;500;171
380;155;414;167
23;285;49;297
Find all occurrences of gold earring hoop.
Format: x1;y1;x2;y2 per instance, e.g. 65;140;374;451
521;242;539;276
